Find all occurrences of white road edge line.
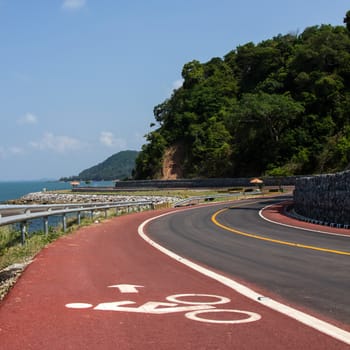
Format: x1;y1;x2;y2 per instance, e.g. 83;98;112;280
259;203;350;238
138;210;350;346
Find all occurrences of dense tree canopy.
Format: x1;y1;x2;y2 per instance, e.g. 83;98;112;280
135;12;350;179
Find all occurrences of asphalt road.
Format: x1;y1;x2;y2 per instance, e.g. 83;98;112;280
146;196;350;325
1;203;350;349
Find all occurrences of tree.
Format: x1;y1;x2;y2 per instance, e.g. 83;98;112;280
231;93;303;174
236;92;304;142
344;10;350;32
135;11;350;179
134;132;166;179
186;117;232;177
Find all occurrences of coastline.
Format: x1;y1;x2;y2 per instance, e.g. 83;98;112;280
0;180;115;204
6;191;179;205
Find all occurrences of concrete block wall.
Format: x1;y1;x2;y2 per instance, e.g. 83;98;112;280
293;170;350;226
114;177;298;189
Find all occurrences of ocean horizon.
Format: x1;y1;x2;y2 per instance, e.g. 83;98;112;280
0;180;115;203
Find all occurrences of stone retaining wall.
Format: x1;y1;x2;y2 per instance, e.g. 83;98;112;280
293;171;350;226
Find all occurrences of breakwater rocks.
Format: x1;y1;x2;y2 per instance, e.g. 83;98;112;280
294;170;350;227
9;192;180;205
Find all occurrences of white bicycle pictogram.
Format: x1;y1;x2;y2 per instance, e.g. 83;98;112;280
66;292;261;325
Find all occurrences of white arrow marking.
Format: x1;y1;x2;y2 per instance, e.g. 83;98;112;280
108;284;144;293
94;300;215;314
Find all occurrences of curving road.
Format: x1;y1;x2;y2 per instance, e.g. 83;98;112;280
146;196;350;325
1;199;350;349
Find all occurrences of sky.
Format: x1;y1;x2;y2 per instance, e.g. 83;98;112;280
0;0;349;181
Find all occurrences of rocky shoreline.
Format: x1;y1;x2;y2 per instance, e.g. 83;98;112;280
7;191;180;205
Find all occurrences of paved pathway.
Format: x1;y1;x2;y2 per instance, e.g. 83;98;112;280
0;203;349;349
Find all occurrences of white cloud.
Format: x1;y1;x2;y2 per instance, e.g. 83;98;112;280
9;146;25;155
166;78;184;97
17;113;38;125
62;0;86;10
0;146;25;159
30;132;82;153
172;79;184;90
99;131;126;149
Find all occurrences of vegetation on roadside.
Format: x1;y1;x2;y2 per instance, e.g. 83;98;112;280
0;199;172;271
0;214;104;271
135;11;350;179
0;229;58;271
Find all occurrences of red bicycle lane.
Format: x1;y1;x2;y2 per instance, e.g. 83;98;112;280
0;208;349;349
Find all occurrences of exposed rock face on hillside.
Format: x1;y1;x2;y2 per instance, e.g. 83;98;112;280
162;143;184;180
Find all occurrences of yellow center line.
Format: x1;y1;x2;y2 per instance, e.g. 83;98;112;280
211;207;350;256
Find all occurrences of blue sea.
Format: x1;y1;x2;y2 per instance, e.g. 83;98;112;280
0;180;115;203
0;180;115;232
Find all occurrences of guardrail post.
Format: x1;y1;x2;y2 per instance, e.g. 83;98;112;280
43;216;49;235
62;214;67;232
0;202;153;245
20;221;27;245
77;211;81;225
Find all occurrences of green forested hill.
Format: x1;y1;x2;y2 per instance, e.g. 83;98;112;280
70;150;138;181
135;11;350;179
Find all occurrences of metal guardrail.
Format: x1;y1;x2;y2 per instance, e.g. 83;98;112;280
0;201;154;245
0;202;151;218
173;190;262;207
0;190;263;245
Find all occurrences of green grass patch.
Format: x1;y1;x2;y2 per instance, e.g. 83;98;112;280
0;228;60;270
0;206;152;271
